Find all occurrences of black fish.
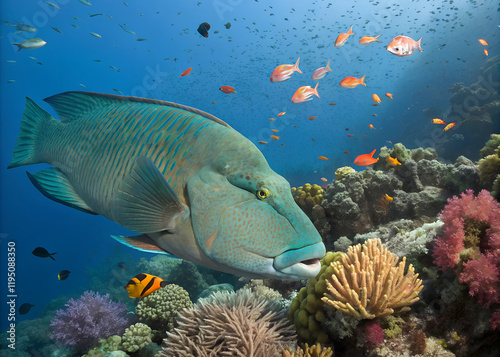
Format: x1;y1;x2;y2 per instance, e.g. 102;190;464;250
197;22;210;38
19;303;34;315
58;270;71;280
32;247;56;260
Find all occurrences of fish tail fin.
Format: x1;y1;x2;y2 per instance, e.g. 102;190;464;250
417;37;423;52
313;82;320;98
326;59;332;72
8;97;57;169
50;253;57;260
360;74;366;87
294;57;302;74
10;43;21;51
348;25;354;35
375;34;382;42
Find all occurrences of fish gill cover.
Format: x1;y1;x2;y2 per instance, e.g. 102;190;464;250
0;0;499;356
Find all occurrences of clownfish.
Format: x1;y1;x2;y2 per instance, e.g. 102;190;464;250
124;273;168;298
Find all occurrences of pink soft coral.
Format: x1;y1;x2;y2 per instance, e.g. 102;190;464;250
433;189;500;270
459;252;500;307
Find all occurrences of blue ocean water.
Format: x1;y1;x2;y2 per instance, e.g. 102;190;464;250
0;0;499;349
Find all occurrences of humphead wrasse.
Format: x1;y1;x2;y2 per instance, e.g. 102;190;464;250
9;92;325;280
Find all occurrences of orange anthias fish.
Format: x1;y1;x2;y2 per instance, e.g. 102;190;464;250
432;118;446;125
359;35;381;45
478;39;488;46
270;135;279;140
386;36;422;57
180;67;192;77
386;156;401;166
291;82;320;104
354;149;378;166
270;57;302;82
311;59;332;80
385;93;393;99
385;194;394;202
368;124;375;129
339;75;366;89
219;85;236;93
318;156;329;160
484;49;489;56
443;122;456;132
277;112;286;117
372;94;382;104
334;25;354;47
308;116;317;120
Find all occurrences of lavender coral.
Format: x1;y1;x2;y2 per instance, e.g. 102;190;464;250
50;291;130;352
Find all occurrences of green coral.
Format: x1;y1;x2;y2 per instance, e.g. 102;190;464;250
121;323;152;353
291;183;324;217
136;284;192;335
288;251;342;344
478;134;500;200
83;335;122;357
480;133;500;158
334;166;356;180
381;315;404;339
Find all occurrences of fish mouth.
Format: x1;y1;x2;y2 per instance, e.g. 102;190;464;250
273;242;325;280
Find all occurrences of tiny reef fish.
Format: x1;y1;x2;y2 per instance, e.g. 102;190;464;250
270;57;302;82
334;25;354;47
354;149;378;166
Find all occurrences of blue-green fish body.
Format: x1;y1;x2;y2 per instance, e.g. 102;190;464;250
9;92;325;279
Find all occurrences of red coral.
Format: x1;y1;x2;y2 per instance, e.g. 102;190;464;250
362;321;384;350
490;309;500;331
459;252;500;307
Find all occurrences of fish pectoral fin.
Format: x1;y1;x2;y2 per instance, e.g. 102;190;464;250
114;156;189;233
27;168;96;214
111;234;176;257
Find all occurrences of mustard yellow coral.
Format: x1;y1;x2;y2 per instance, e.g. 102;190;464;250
321;238;423;319
291;184;324;216
334;166;356;180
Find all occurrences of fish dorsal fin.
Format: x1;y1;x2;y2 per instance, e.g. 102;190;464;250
44;91;232;127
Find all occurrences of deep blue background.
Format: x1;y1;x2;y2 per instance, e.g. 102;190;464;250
0;0;498;331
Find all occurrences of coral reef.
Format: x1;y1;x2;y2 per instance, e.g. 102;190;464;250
50;291;129;352
121;323;152;353
313;143;480;244
157;288;296;356
322;239;423;319
284;343;333;357
82;335;122;357
136;284;192;341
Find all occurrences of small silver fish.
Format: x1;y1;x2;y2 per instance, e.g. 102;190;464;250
119;24;135;35
136;38;147;41
72;16;82;21
6;60;16;63
51;27;62;33
108;65;120;72
71;24;79;28
89;32;101;38
79;0;92;5
7;80;15;83
89;13;102;17
80;84;87;88
112;88;123;94
6;22;37;33
46;2;61;10
11;38;47;52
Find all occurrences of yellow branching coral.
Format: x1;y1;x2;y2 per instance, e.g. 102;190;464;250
321;238;423;319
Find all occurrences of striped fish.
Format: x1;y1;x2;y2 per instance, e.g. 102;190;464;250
9;92;325;280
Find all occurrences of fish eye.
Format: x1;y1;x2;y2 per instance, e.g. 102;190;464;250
394;47;399;51
256;188;270;200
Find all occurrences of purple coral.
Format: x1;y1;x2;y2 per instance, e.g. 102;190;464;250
51;291;130;351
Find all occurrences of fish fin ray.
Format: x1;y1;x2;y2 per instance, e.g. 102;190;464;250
114;156;190;233
27;168;96;214
44;91;232;128
111;234;177;256
8;98;56;169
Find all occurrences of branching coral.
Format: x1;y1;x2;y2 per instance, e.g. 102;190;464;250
50;291;129;352
157;288;295;357
284;343;333;357
322;239;423;319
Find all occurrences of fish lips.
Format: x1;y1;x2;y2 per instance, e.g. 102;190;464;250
273;242;325;279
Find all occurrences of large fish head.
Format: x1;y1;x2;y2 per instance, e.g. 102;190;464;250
187;167;325;280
